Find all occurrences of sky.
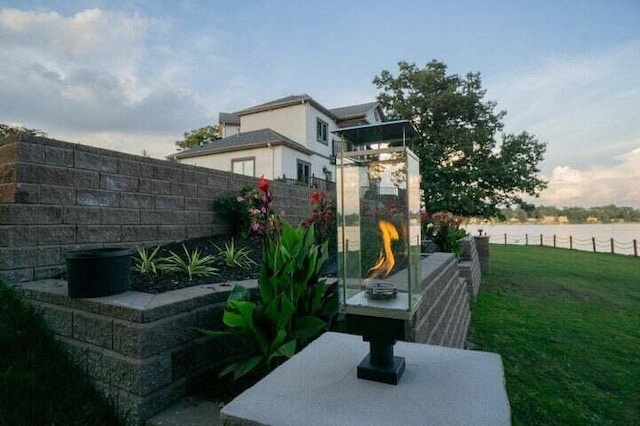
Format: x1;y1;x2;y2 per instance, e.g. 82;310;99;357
1;0;639;208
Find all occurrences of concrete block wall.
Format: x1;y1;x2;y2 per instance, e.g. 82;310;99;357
0;134;327;284
16;279;253;426
458;236;482;300
410;253;470;348
474;235;491;273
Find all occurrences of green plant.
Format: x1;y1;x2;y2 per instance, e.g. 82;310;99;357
201;220;335;381
132;245;166;274
213;185;256;239
164;244;218;280
213;238;257;269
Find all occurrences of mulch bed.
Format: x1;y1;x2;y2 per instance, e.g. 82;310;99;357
130;234;262;294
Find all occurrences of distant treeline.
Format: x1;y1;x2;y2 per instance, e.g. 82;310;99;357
497;205;640;223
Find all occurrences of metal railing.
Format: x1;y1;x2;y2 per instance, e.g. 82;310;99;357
276;176;336;192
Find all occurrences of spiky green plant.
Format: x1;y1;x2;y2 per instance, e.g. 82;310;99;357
133;245;166;274
213;239;257;269
164;244;218;280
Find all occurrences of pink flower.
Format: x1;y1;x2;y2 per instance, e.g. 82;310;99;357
236;196;244;202
251;222;260;231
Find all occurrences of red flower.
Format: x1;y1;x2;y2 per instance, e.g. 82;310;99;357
258;175;269;193
311;191;323;204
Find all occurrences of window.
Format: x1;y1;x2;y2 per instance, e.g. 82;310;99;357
231;157;255;177
316;118;328;144
297;159;311;183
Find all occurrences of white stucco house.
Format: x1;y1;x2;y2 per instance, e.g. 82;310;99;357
171;94;386;189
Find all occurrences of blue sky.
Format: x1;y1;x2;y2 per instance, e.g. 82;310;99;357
1;1;639;207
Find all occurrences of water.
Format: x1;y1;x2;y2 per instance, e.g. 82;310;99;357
462;223;640;256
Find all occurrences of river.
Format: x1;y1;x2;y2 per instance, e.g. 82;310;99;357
462;223;640;256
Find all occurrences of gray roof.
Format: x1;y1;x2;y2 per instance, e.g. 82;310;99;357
219;112;240;125
233;94;338;120
329;101;380;121
172;128;314;159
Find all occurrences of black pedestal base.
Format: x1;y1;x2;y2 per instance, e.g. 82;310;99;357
357;354;406;385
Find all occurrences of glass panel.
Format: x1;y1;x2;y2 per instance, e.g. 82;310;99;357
337;147;421;316
232;161;242;175
245;159;254;177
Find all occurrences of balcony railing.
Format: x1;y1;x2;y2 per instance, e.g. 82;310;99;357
276;176;336;192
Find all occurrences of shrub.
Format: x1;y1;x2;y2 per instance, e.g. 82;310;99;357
213;239;257;269
164;244;219;280
132;245;166;274
423;211;468;256
213;185;256;239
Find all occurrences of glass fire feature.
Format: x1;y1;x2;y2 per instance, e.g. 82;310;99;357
337;144;421;385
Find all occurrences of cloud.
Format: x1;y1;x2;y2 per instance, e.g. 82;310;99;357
0;7;213;156
537;147;640;208
487;41;640;207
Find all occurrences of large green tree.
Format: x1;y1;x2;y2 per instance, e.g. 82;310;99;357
0;124;46;138
373;60;547;218
175;124;220;151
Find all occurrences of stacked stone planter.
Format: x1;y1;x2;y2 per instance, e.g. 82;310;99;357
457;236;483;301
15;279;257;426
474;235;491;273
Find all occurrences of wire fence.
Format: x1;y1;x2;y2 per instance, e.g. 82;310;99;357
488;233;639;257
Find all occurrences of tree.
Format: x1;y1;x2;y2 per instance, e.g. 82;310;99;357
373;60;547;218
175;125;220;151
0;124;46;138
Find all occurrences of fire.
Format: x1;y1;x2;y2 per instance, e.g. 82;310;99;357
368;220;399;280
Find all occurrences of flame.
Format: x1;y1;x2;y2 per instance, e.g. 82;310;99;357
367;220;399;280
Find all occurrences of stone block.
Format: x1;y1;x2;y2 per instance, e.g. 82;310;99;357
184;197;212;211
170;182;197;197
100;208;141;225
0;183;16;203
0;226;39;247
39;185;76;205
155;195;184;210
122;225;157;242
0;246;62;269
139;178;172;195
100;174;140;192
13;182;40;203
34;265;66;280
0;204;62;224
115;377;188;426
77;225;122;243
118;159;154;178
0;267;34;283
75;150;119;173
0;143;17;165
181;169;209;185
31;300;74;336
17;142;45;163
63;206;101;224
73;311;114;349
156;225;186;241
112;310;200;358
198;211;215;225
37;225;77;245
45;146;74;167
77;188;120;207
56;336;89;373
140;210;198;226
185;225;213;239
100;350;173;396
121;192;154;209
18;163;99;188
196;185;217;199
153;165;182;182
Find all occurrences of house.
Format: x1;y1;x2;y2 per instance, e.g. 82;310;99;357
171;94;385;187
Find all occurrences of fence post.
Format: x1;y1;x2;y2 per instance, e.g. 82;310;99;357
570;236;573;250
504;233;507;245
540;234;543;246
592;237;596;252
553;235;556;247
525;234;528;246
634;240;638;257
611;238;614;254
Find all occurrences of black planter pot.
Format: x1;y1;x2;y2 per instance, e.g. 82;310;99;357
65;248;132;298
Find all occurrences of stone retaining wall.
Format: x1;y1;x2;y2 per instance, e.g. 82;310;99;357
457;236;482;300
411;253;470;348
0;134;327;284
15;279;255;426
474;235;491;273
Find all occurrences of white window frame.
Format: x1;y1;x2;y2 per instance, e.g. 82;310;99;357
316;118;328;144
231;157;255;177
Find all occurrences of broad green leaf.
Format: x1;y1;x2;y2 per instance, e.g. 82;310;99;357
223;300;255;329
273;340;296;359
233;355;264;380
290;316;326;339
228;285;250;302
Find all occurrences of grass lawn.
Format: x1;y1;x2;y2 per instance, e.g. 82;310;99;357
0;283;120;426
468;245;640;425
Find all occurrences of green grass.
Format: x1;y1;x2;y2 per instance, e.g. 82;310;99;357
0;283;120;426
468;245;640;425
